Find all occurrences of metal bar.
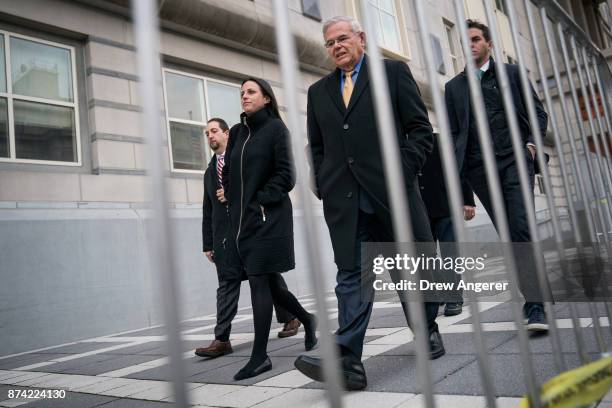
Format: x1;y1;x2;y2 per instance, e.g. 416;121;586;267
412;2;497;407
539;9;598;363
556;22;610;244
454;3;540;406
583;49;612;230
570;37;612;235
131;0;189;407
541;10;599;244
557;29;612;354
507;0;565;372
527;2;589;364
579;49;612;343
532;0;604;55
591;55;612;209
357;1;435;407
271;2;344;406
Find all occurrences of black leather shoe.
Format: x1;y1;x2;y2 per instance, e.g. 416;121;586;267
233;356;272;381
305;314;318;351
429;330;445;360
294;355;367;390
444;302;463;317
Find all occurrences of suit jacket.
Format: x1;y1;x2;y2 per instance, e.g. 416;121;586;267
202;154;235;276
444;59;548;172
307;55;434;270
418;135;475;219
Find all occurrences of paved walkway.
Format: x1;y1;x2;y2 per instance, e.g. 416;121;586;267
1;294;611;407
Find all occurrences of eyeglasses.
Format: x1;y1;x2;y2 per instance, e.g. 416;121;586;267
324;33;357;48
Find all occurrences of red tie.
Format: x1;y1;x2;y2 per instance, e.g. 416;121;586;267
216;154;224;186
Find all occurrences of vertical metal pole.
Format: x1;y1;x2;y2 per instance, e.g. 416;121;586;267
131;0;189;407
540;10;598;245
557;24;610;244
561;29;609;355
527;1;589;364
412;2;498;407
506;0;565;372
540;10;601;363
358;1;435;407
271;2;343;407
582;48;612;225
570;37;612;235
579;47;612;343
454;3;540;407
592;55;612;219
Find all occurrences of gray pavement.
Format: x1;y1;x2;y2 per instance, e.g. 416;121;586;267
1;294;611;407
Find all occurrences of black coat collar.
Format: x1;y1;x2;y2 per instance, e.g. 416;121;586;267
241;106;276;133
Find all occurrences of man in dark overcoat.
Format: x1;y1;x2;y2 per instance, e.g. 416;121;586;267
294;15;443;390
444;19;549;332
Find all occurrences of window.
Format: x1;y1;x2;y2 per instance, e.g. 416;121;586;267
444;21;461;75
0;31;80;165
302;0;322;21
494;0;508;14
162;69;242;172
366;0;404;55
535;174;546;195
431;34;445;75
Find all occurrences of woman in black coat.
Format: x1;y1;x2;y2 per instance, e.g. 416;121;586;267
223;77;317;381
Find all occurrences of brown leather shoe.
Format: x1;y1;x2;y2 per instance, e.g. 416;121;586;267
278;319;301;338
194;340;232;358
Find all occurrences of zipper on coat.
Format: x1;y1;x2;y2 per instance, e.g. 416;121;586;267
260;205;266;222
235;124;252;255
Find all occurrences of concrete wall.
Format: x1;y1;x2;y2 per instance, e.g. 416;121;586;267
0;207;338;356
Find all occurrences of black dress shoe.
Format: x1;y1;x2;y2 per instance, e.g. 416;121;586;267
444;302;463;317
294;355;367;390
233;356;272;381
305;314;318;351
429;329;445;360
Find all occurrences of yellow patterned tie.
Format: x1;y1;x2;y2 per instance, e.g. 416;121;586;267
343;70;354;107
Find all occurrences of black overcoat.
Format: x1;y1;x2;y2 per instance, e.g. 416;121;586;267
307;55;434;270
444;60;548;172
202;154;243;280
223;107;296;275
418;136;475;220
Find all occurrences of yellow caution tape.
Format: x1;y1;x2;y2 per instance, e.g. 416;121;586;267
519;355;612;408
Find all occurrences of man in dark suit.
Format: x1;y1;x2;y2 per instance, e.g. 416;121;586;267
195;118;300;359
418;135;476;316
444;20;548;332
294;15;442;390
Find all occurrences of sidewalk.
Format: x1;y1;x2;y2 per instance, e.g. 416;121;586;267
1;294;611;408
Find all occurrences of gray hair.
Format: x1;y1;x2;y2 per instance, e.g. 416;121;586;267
322;16;363;36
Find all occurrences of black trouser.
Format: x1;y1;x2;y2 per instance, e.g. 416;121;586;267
336;207;439;362
430;216;463;304
466;149;545;306
214;269;295;342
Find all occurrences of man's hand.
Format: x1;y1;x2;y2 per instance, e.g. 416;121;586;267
527;145;536;160
464;205;476;221
216;188;227;203
204;250;214;263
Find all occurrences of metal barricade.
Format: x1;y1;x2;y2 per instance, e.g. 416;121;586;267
128;0;612;407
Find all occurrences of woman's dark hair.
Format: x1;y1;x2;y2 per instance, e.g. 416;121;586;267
241;77;281;119
467;19;491;42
